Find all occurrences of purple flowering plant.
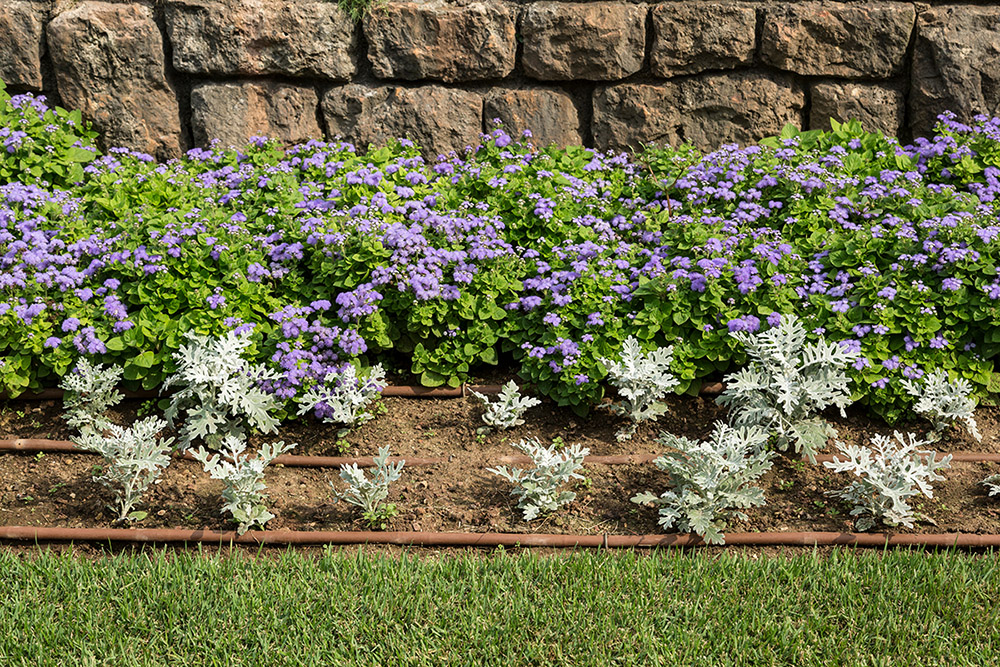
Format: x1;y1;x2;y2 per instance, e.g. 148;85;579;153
0;80;98;189
4;78;1000;423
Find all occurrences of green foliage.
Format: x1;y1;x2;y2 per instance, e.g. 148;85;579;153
0;80;98;189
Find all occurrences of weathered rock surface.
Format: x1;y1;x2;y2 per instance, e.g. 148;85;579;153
593;72;805;151
761;2;914;78
810;81;904;135
191;82;322;148
323;84;482;157
0;1;47;89
651;2;756;77
911;6;1000;138
484;88;581;147
47;2;181;158
365;1;515;82
522;2;645;81
165;0;356;79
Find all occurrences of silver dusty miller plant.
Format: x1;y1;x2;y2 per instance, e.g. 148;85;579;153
823;431;952;531
332;445;404;529
470;380;541;434
60;359;124;435
717;313;858;462
296;363;386;433
600;336;679;441
163;330;281;450
488;438;590;521
190;434;294;534
62;361;174;523
632;423;774;545
901;369;981;442
75;417;175;523
983;474;1000;497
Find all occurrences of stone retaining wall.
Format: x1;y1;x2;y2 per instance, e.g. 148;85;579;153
1;0;997;158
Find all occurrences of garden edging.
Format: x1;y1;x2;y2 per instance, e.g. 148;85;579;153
2;525;999;549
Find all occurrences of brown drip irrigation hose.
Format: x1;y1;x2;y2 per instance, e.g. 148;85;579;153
0;384;506;401
0;525;997;549
0;381;728;402
2;438;999;466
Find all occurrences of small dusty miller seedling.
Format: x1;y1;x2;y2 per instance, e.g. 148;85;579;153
75;416;175;523
470;380;540;433
164;330;281;450
60;359;124;435
902;369;981;442
717;314;858;462
823;431;952;531
332;445;404;529
983;474;1000;497
190;435;294;534
600;336;679;441
297;364;386;432
488;438;590;521
632;423;774;545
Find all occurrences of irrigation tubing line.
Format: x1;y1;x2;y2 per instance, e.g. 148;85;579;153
0;525;998;549
2;438;1000;467
0;382;728;402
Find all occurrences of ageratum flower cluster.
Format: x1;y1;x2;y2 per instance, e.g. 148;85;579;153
2;77;1000;421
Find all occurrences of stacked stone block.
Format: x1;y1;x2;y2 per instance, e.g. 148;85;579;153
0;0;997;157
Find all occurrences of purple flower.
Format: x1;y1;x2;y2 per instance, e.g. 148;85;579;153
207;288;225;310
767;312;782;328
929;335;949;349
727;315;760;333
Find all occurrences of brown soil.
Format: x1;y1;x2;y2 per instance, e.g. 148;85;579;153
2;395;1000;538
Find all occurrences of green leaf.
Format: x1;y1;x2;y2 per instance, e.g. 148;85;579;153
420;370;447;387
132;350;156;368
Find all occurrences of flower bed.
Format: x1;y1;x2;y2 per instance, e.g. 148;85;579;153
4;81;1000;422
2;395;999;539
6;78;1000;544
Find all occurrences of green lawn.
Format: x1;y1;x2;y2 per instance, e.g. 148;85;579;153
0;546;996;666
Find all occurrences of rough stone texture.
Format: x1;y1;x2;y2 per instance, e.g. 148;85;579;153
365;1;515;82
651;2;756;77
323;84;482;157
911;6;1000;138
593;72;805;151
0;1;47;88
165;0;356;79
810;81;904;136
761;2;914;78
47;2;181;158
484;88;582;147
522;2;645;81
191;82;322;148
